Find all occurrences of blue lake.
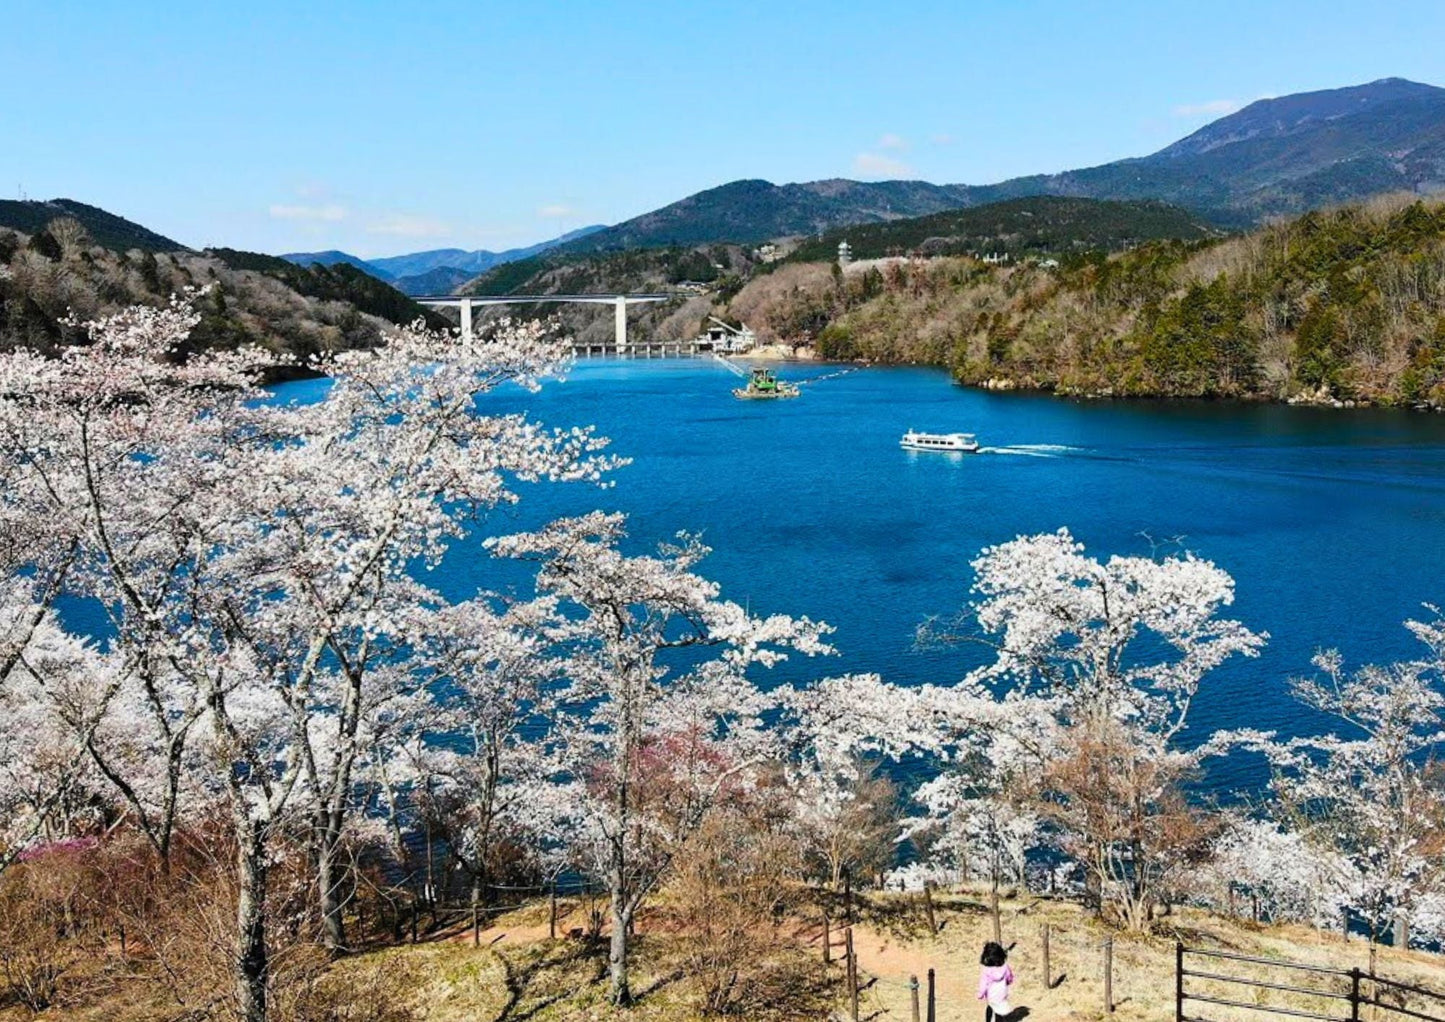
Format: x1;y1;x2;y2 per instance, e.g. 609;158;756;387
285;359;1445;791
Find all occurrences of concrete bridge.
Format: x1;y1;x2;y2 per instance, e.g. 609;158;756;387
415;293;703;356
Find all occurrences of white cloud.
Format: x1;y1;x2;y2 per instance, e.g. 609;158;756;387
365;214;452;238
852;152;914;179
1172;98;1243;118
268;203;347;222
538;203;576;218
929;132;956;146
877;133;908;151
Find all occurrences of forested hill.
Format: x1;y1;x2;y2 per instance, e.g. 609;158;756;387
460;244;755;348
967;78;1445;226
0;198;184;252
206;248;449;330
560;78;1445;252
0;219;441;361
559;179;977;253
787;197;1219;263
727;195;1445;408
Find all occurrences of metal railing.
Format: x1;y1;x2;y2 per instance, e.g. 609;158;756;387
1177;944;1445;1022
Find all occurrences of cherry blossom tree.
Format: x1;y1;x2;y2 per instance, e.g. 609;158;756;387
773;673;934;889
921;529;1265;927
370;595;570;921
1198;817;1351;926
0;295;616;1020
1247;612;1445;944
488;512;831;1005
0;596;114;874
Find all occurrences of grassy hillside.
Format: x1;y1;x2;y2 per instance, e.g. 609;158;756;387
728;194;1445;407
787;197;1219;263
18;884;1443;1022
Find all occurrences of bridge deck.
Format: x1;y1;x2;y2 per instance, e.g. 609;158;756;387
415;294;675;306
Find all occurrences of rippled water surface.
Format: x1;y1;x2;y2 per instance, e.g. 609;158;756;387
278;359;1445;790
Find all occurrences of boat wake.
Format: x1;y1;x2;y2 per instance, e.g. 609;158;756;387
983;443;1084;458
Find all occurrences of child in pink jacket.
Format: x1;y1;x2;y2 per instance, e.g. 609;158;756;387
978;941;1014;1020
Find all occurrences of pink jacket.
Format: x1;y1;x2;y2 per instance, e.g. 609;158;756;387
978;963;1014;1001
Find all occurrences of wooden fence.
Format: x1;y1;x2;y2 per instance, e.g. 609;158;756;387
1178;945;1445;1022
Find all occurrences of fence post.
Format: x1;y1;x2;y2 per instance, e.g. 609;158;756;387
909;974;920;1022
927;967;936;1022
1043;922;1052;989
845;866;854;926
1350;967;1362;1022
846;926;858;1022
1395;911;1409;949
549;882;558;940
1104;936;1114;1014
471;885;480;948
923;881;937;935
1369;946;1378;1022
1175;943;1184;1022
1252;892;1260;923
823;907;831;964
991;883;1002;944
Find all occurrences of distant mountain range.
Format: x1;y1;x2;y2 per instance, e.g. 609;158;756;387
283;225;606;295
5;77;1443;300
559;77;1445;252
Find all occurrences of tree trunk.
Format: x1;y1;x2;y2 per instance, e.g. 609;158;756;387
235;818;269;1022
609;896;633;1005
317;822;346;953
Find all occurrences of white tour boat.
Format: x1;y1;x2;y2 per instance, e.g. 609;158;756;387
900;429;981;453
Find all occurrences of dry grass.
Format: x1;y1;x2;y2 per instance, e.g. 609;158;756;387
7;890;1445;1021
842;885;1445;1022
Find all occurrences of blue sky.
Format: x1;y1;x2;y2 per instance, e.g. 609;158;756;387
3;0;1442;257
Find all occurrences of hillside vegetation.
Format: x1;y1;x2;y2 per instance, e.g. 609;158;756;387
0;220;431;361
561;179;981;253
16;884;1444;1022
557;79;1445;253
206;248;449;329
0;198;183;252
460;244;757;345
730;194;1445;407
787;196;1218;263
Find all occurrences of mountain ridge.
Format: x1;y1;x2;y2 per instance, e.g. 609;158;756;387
0;198;185;253
561;77;1445;251
283;225;607;294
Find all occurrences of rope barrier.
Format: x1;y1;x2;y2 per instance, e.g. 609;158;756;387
797;366;864;386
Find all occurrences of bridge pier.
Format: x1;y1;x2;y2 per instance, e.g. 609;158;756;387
614;297;627;353
460;298;473;342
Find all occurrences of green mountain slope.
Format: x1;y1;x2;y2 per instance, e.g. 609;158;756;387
561;179;978;253
0;198;184;252
787;197;1219;263
561;78;1445;252
961;78;1445;226
729;195;1445;407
